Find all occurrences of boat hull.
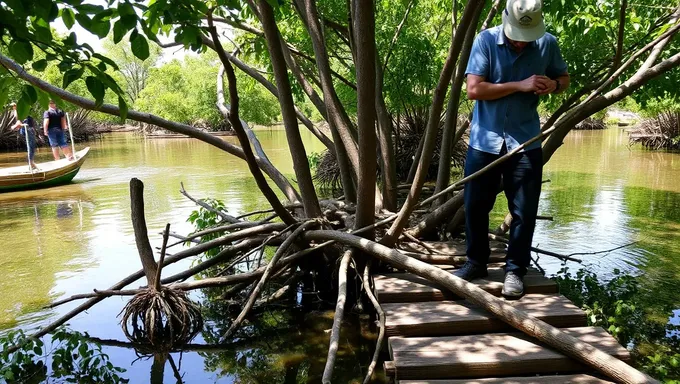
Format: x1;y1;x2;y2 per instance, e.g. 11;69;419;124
0;147;90;192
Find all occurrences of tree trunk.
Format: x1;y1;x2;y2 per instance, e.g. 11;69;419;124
208;16;297;225
381;0;486;246
258;0;323;218
543;51;680;163
433;10;479;207
353;0;378;240
200;35;336;154
295;0;361;180
376;49;397;212
129;178;158;287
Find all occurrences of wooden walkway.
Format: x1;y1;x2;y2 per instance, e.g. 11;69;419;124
377;243;631;383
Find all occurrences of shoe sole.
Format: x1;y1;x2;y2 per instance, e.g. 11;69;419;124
501;287;524;298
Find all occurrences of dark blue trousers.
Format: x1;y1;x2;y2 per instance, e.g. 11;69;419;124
463;145;543;276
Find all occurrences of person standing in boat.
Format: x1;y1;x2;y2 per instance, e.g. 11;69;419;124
43;100;74;161
9;103;39;170
453;0;570;297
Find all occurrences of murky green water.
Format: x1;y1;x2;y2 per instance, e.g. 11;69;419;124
1;126;679;382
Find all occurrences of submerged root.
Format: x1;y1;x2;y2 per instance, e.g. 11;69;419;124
119;286;203;350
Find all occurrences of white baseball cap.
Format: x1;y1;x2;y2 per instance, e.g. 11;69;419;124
502;0;546;42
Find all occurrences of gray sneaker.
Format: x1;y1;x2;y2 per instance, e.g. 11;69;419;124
502;271;524;298
452;262;488;281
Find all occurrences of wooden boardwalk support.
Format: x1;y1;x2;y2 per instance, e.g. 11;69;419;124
376;243;646;383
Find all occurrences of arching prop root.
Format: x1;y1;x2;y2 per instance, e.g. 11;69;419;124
119;286;203;350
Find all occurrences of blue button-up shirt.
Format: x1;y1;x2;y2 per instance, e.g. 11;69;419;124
465;26;568;154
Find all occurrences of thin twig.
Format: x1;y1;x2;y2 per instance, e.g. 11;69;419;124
154;223;171;292
180;182;240;223
488;233;583;263
566;241;638;257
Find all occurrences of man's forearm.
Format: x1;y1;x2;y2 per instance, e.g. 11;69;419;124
468;81;521;101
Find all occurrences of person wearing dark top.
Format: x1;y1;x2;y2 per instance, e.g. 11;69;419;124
43;100;74;161
10;103;38;170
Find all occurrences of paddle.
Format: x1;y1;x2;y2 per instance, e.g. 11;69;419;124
21;123;34;174
65;112;77;160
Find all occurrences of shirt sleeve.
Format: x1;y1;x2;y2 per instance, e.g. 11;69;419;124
546;36;568;78
43;111;49;119
465;34;490;78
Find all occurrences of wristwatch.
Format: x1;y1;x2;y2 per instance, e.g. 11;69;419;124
553;79;561;93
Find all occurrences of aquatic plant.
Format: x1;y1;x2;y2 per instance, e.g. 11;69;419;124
0;328;127;383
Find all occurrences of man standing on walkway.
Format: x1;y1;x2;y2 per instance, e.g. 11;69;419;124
453;0;570;297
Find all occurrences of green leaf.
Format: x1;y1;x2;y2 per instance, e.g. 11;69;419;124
16;87;35;119
74;12;91;30
89;15;111;38
92;53;119;70
130;31;150;60
8;40;34;64
32;59;48;71
62;8;75;29
37;88;50;110
33;345;42;355
113;20;128;44
86;76;105;105
23;85;38;104
64;32;77;46
0;78;10;109
63;67;84;89
118;2;135;17
119;96;128;121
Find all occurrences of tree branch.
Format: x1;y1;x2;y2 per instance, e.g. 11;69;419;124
208;13;297;225
0;52;300;202
382;0;416;72
380;0;486;246
258;0;323;218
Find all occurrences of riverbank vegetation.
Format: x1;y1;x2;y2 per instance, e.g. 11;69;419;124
1;0;680;382
555;268;680;381
630;110;680;150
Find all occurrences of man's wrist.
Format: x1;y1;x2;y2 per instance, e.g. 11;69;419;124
553;79;561;93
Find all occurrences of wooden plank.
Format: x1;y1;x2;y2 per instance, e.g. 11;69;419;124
389;327;630;380
400;241;507;256
383;295;587;337
375;268;557;303
398;252;506;266
398;374;615;383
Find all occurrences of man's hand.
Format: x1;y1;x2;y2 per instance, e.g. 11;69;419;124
517;75;550;93
535;76;557;95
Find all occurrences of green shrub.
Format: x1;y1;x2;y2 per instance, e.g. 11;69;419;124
554;268;680;382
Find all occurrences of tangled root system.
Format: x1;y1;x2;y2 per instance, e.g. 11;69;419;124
119;287;203;350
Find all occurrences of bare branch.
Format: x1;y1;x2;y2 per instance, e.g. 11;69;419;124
181;182;242;223
382;0;416;72
208;12;297;225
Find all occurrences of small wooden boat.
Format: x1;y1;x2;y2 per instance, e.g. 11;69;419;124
0;147;90;192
